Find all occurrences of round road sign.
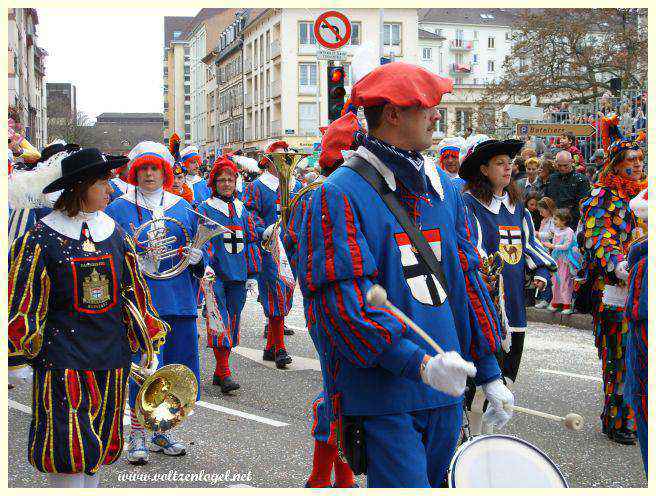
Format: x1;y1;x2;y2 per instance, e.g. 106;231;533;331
313;11;351;50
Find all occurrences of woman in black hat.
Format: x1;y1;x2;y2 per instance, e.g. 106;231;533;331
459;139;556;430
8;148;168;487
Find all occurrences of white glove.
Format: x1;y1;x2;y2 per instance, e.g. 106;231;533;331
420;351;477;397
614;260;629;282
482;378;514;428
203;265;215;279
501;330;512;353
186;246;203;265
262;224;276;243
8;366;32;385
138;354;159;376
246;278;258;296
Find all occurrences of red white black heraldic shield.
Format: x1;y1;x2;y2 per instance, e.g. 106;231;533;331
223;225;244;254
498;225;523;265
394;228;447;306
72;255;118;314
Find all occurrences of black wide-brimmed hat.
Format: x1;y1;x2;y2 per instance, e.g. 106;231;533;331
42;147;128;193
459;139;524;182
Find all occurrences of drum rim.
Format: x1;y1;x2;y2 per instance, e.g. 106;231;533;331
448;434;569;488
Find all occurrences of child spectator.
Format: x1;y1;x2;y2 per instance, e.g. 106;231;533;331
525;191;542;229
537;197;556;244
542;209;581;314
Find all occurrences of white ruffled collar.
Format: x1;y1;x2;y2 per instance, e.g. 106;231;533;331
41;209;115;242
205;196;244;218
258;170;280;192
119;187;182;215
468;191;516;215
348;146;444;201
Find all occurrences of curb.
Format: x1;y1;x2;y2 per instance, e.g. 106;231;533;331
527;307;593;331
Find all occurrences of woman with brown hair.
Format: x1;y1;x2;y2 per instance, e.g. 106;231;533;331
8;148;168;487
460;139;556;390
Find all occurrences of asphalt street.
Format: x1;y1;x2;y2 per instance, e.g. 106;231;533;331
8;289;647;488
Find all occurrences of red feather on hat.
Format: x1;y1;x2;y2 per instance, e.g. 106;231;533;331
168;133;181;162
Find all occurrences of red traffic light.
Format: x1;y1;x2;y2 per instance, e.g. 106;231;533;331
330;68;344;83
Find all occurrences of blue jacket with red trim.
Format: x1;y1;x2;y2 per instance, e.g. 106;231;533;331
624;238;647;402
296;146;503;417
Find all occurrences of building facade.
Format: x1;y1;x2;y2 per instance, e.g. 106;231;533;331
46;82;77;122
241;8;418;154
8;8;48;149
163;16;193;145
418;8;517;139
90;113;165;155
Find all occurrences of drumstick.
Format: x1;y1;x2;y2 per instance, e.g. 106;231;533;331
366;285;445;356
367;285;584;432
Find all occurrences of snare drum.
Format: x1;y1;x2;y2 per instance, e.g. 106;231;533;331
448;435;568;488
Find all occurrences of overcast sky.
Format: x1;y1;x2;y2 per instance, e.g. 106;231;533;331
38;8;199;120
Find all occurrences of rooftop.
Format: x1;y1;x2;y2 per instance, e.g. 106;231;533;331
180;8;228;39
419;28;446;40
96;112;163;123
418;8;523;26
164;16;194;46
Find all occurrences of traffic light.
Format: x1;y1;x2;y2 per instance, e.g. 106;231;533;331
327;66;346;123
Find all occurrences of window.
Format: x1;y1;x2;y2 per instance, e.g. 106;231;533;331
488;36;495;49
473;54;478;63
436;107;447;135
184;75;190;82
505;32;511;41
473;30;478;39
185;123;190;133
299;21;316;45
455;29;464;41
454;76;463;85
349;22;361;45
184;65;190;75
173;30;181;40
422;47;433;60
487;60;495;72
299;103;318;135
299;63;317;93
455;108;473;134
383;23;401;46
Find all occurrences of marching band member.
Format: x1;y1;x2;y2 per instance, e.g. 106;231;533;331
105;141;205;464
198;156;259;393
242;140;301;369
624;188;648;474
180;144;211;203
295;62;510;488
168;161;195;205
109;163;133;202
436;136;466;190
8;148;168;487
460;139;556;388
282;113;361;488
579;116;646;445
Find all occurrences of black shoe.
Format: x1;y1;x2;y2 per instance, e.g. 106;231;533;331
263;325;268;339
284;326;295;336
263;348;275;361
216;375;240;394
275;349;292;369
611;428;637;445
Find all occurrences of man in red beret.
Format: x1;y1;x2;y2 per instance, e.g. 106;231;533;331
242;141;302;368
294;62;510;487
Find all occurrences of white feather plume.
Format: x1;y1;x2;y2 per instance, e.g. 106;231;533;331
8;151;67;209
351;41;380;86
232;155;260;174
460;134;491;164
629;189;648;221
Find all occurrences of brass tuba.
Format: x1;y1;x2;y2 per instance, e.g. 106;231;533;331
123;297;198;432
261;151;309;252
133;214;231;280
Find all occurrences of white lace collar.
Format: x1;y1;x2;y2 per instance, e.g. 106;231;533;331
41;209;115;242
349;147;444;201
205;196;244;218
468;191;516;215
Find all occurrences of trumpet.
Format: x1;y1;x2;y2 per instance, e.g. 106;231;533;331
123;297;197;432
261;151;309;253
133;214;231;280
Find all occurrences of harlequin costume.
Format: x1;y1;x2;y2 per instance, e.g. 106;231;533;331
8;148;168;486
242;140;302;369
579;116;646;444
104;141;206;462
295;62;506;487
282;113;360;488
625;189;648;474
166;134;195;205
198;156;259;393
460;139;556;384
180;145;211;203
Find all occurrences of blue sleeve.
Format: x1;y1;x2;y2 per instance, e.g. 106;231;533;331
521;208;556;280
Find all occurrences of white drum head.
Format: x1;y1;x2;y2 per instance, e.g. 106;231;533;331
449;435;568;488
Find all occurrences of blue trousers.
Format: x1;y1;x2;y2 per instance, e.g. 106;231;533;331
363;403;462;488
213;279;246;349
630;394;648;477
129;315;201;408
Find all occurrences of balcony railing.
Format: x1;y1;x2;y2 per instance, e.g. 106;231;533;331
450;63;472;74
450;39;473;51
271;39;281;59
271;80;281;98
271;119;282;137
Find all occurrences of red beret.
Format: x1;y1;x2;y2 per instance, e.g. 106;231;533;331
319;113;360;172
208;156;238;195
351;62;453;109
